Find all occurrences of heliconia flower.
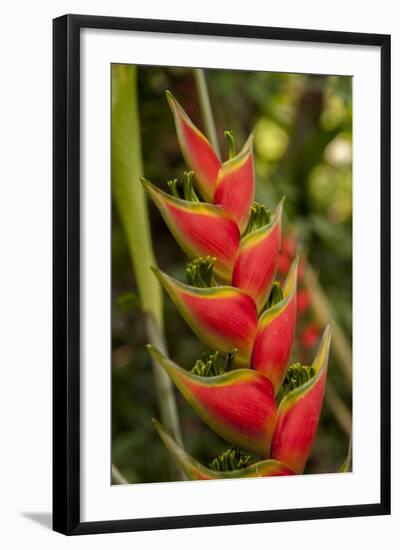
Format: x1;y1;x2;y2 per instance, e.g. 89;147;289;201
213;135;255;233
270;326;332;474
143;93;334;481
153;419;294;480
232;199;283;312
152;267;258;367
148;346;277;455
251;257;298;392
142;178;240;282
166;90;221;202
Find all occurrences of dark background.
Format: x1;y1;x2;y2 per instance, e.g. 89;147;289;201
112;66;352;483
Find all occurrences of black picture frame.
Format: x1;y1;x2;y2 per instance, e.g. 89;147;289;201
53;14;391;535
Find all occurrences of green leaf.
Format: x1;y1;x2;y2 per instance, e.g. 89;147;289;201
112;65;163;326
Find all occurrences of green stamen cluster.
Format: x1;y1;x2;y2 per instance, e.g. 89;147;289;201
167;172;199;202
186;256;217;288
183;171;199;202
209;448;251;472
166;178;179;198
279;363;316;400
224;130;236;159
266;281;284;310
191;349;237;377
244;202;271;235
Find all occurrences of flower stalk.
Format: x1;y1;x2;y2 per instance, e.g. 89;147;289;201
193;68;221;159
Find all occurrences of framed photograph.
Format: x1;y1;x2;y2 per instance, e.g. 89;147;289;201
53;14;390;535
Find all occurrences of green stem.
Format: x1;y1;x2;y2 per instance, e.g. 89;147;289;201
112;65;184;480
193;68;221;159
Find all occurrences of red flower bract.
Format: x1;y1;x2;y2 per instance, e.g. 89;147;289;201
251;258;298;391
148;347;277;455
271;326;332;473
213;135;255;233
166;91;221;202
232;200;283;312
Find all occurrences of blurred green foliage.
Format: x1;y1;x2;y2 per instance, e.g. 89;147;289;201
112;66;352;482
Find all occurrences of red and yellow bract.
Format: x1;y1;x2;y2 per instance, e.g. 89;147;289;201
144;92;332;479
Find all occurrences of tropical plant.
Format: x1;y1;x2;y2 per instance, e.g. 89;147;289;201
144;92;332;479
